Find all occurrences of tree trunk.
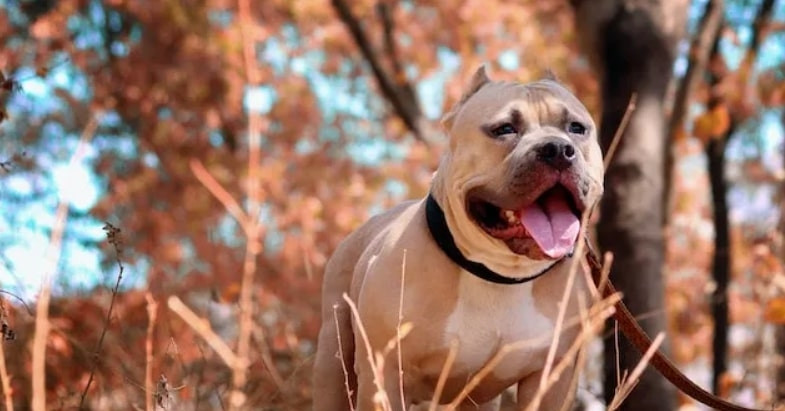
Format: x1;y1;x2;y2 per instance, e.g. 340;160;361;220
705;0;773;393
572;1;687;409
776;111;785;401
778;324;785;400
706;132;732;393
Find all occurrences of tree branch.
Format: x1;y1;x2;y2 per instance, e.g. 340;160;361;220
664;0;725;223
670;0;724;128
332;0;424;141
749;0;776;54
377;2;419;115
707;0;774;393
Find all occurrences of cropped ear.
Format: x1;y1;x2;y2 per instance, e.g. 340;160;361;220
463;65;492;98
543;68;559;82
441;65;492;129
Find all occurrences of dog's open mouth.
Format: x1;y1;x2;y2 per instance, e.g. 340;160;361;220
467;185;582;259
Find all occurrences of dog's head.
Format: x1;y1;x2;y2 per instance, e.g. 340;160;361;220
433;66;604;277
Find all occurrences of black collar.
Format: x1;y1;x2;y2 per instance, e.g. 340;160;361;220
425;194;560;285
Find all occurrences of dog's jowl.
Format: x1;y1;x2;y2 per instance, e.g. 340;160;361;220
313;66;604;411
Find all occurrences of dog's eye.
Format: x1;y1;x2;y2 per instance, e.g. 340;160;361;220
490;123;517;137
567;121;587;135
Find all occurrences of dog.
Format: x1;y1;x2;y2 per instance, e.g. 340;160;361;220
312;66;605;410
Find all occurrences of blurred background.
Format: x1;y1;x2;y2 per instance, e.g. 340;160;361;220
1;0;785;410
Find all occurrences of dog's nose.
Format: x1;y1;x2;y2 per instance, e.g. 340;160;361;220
536;140;576;170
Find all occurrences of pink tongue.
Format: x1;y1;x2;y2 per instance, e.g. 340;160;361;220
519;192;580;258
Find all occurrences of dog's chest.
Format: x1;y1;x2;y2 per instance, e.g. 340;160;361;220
442;272;556;381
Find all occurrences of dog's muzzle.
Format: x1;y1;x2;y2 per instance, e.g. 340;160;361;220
536;139;576;171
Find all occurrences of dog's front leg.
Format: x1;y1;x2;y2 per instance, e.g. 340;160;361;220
515;362;577;411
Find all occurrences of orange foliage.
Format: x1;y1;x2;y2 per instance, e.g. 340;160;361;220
0;0;597;408
693;104;731;144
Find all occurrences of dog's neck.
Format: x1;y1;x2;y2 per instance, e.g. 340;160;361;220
424;193;561;284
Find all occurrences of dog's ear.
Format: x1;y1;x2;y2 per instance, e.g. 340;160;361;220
543;68;559;82
441;65;492;129
464;65;492;97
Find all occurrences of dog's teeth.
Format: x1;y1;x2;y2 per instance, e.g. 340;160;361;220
504;210;518;224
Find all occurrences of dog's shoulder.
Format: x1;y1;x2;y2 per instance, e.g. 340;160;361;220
321;199;424;309
324;199;422;276
361;199;422;240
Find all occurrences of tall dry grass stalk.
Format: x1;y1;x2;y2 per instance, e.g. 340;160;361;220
31;117;97;411
607;332;665;410
342;293;393;411
524;294;622;411
172;2;271;407
559;295;591;411
251;324;286;391
0;318;12;411
396;250;407;408
535;209;592;403
79;222;125;408
428;340;458;411
171;1;269;408
233;0;267;405
333;304;357;411
167;296;242;369
145;293;158;411
604;94;638;170
337;242;669;410
338;248;624;411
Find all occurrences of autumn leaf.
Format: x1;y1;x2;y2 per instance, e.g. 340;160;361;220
717;371;739;398
692;111;714;144
673;125;688;143
764;297;785;324
692;104;731;144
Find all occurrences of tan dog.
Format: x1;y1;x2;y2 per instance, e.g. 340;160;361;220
313;67;604;410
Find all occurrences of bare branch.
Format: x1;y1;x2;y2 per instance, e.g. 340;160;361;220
377;2;419;114
167;296;243;369
232;0;267;408
332;0;425;141
604;94;638;170
189;159;250;233
667;0;725;139
664;0;725;221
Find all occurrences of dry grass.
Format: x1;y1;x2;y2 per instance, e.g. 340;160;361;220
145;293;158;411
428;340;459;411
79;222;125;408
396;250;407;409
8;70;668;410
165;2;270;409
167;296;243;370
31;116;97;411
333;303;357;411
0;300;12;411
328;239;666;411
533;206;593;408
308;108;667;409
607;332;665;410
334;276;662;411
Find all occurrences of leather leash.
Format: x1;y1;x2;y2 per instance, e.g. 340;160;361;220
584;239;771;411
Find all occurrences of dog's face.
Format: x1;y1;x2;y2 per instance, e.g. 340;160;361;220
435;67;604;275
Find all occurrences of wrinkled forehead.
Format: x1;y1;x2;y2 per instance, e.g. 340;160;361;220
455;80;593;127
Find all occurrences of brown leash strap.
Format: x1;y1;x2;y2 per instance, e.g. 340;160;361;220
584;240;771;411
